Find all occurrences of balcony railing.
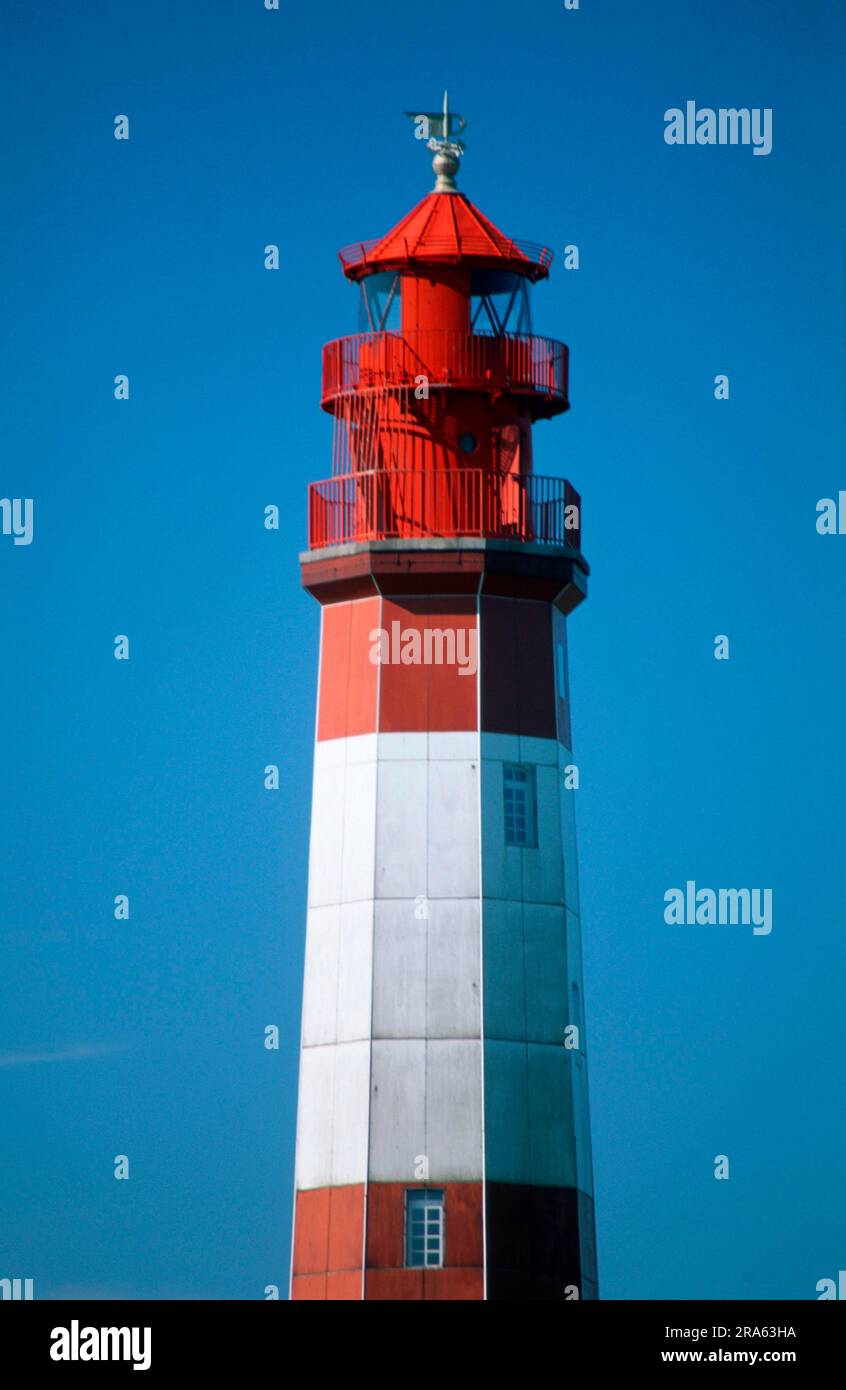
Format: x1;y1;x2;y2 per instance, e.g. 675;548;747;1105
308;469;581;551
338;237;554;277
321;331;568;413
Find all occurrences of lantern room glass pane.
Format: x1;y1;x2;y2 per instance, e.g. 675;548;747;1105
358;272;401;333
470;270;532;336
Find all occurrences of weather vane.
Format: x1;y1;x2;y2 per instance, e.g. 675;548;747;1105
405;91;466;192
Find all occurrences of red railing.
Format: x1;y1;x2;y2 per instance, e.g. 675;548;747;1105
308;469;581;551
338;237;554;277
321;331;568;411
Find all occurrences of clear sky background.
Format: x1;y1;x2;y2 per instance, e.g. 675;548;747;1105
1;0;844;1300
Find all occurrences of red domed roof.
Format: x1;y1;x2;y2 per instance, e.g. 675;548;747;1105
338;191;553;282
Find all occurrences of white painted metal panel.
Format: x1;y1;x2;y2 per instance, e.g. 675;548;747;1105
374;759;428;898
307;761;345;908
571;1050;595;1198
372;899;427;1039
336;900;374;1043
313;737;347;771
368;1038;426;1182
558;766;581;917
426;898;482;1039
301;905;340;1047
480;898;525;1042
341;759;377;903
565;906;584;1002
523;901;567;1044
377;732;427;761
519;734;559;767
294;1044;335;1190
425;1039;484;1180
523;763;564;905
479;755;522;901
428;731;480;761
344;732;378;766
330;1040;371;1186
480;732;519;765
527;1041;577;1188
483;1039;531;1184
427;758;480;898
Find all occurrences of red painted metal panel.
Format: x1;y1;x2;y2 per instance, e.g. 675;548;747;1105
292;1185;366;1300
364;1181;483;1302
514;601;557;739
423;1268;484;1300
326;1272;362;1301
480;597;557;739
316;598;380;741
291;1188;331;1275
440;1183;484;1266
328;1185;366;1273
364;1267;483;1301
291;1274;327;1300
378;598;479;734
313;592;566;743
364;1270;424;1301
401;270;470;337
363;1183;404;1269
553;610;573;751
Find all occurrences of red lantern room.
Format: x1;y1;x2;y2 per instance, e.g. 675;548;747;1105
309;96;579;553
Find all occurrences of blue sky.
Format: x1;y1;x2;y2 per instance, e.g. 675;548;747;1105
1;0;844;1299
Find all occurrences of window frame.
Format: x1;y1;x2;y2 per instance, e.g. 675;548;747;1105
404;1188;446;1270
503;762;538;848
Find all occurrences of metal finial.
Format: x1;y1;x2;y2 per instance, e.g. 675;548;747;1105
405;91;466;192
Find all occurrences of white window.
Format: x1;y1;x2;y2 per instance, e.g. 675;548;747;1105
503;763;537;847
405;1189;445;1268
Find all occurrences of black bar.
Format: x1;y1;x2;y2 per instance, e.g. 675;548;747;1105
2;1298;843;1376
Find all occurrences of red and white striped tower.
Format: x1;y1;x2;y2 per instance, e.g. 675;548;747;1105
291;100;597;1301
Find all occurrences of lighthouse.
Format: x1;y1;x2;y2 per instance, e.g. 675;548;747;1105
290;99;598;1301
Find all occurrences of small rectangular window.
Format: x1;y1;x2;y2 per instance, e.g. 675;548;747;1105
503;763;537;847
405;1189;445;1268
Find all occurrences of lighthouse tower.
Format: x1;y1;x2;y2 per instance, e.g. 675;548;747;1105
290;102;597;1301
